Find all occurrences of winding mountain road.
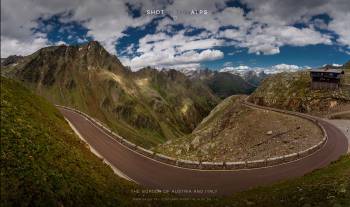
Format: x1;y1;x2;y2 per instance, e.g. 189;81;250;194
58;104;348;196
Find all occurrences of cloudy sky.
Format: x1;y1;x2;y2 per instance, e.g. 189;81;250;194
1;0;350;72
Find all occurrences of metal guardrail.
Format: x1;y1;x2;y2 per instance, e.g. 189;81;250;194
56;103;328;170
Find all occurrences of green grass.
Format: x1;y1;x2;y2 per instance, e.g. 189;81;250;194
0;77;138;206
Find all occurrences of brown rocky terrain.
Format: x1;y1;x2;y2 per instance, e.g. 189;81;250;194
156;96;323;162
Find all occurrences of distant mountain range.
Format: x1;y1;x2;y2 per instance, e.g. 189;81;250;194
174;66;268;87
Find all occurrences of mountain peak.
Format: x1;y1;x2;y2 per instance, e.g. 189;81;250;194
1;40;126;79
85;40;103;49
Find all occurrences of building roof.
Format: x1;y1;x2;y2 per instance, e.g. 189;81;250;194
310;68;344;74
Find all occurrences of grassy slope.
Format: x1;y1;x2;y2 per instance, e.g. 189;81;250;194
0;77;137;206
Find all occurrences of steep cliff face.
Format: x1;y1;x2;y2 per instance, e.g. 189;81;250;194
248;65;350;116
1;41;219;148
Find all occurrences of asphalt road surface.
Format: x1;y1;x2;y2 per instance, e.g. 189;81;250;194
324;119;350;153
58;107;348;196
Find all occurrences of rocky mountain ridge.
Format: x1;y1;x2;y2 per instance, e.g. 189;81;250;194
1;41;219;148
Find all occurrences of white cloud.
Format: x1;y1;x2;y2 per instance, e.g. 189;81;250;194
272;64;300;71
1;0;349;62
327;12;350;47
219;63;308;76
0;36;49;58
122;48;223;70
1;0;154;57
136;31;225;55
175;49;224;63
124;43;135;55
241;0;350;48
70;0;153;54
331;63;342;67
164;0;228;32
220;65;250;72
269;26;332;46
120;29;226;70
221;25;332;55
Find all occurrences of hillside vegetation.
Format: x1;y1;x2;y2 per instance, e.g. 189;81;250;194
0;77;138;206
1;41;219;148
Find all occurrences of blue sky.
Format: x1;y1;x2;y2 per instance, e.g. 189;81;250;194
2;0;350;72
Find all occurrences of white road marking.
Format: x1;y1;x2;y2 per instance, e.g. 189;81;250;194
64;117;136;183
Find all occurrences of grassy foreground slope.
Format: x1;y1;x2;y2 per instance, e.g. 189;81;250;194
0;77;136;206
